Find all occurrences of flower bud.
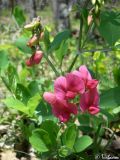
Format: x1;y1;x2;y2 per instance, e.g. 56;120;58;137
27;35;39;47
26;58;33;67
25;50;43;67
33;50;43;64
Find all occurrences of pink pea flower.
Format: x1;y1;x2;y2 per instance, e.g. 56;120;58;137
43;92;78;122
80;88;100;115
73;65;98;90
54;74;85;100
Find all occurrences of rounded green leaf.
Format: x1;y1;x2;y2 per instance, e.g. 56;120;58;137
29;129;52;152
74;136;93;153
62;124;77;149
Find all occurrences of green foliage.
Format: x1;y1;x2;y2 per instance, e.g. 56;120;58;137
74;136;93;153
113;67;120;86
29;129;51;152
100;87;120;109
30;120;59;153
62;124;77;149
0;50;9;70
15;36;32;54
13;6;26;26
55;40;68;63
99;11;120;45
49;30;71;52
3;93;41;117
40;120;59;146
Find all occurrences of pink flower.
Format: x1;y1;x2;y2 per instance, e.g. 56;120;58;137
73;65;98;90
43;65;100;122
80;88;100;115
54;74;85;100
43;92;78;122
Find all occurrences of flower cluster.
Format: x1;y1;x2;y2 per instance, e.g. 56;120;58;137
43;65;100;122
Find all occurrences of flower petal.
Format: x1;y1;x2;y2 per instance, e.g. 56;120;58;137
87;79;99;89
88;106;100;115
66;73;85;94
54;76;67;99
79;65;92;80
43;92;56;105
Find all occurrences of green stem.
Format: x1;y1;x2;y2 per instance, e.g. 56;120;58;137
44;53;60;77
68;17;83;72
93;123;102;154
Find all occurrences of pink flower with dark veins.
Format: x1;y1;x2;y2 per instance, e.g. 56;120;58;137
43;92;78;122
80;88;100;115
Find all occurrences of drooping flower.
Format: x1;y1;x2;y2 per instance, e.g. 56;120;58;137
43;92;78;122
80;88;100;115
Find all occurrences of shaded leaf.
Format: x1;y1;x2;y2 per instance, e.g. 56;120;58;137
29;129;51;152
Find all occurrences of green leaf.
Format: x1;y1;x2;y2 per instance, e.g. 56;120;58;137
15;36;32;54
49;30;71;52
13;6;26;26
3;97;28;114
16;83;31;104
36;100;53;120
113;67;120;86
74;136;93;153
40;120;59;146
55;40;68;63
100;87;120;109
112;106;120;114
27;93;41;116
28;81;39;96
99;11;120;45
0;50;9;70
62;124;77;149
29;129;51;152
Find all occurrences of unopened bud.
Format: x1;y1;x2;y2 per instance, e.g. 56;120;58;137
26;58;33;67
27;35;39;47
33;50;43;64
25;50;43;67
